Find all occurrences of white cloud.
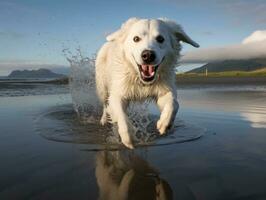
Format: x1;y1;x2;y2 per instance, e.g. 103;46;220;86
181;30;266;63
242;30;266;44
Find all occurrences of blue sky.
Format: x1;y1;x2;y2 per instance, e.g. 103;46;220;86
0;0;266;75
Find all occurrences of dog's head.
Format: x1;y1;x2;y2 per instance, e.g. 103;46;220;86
107;18;199;85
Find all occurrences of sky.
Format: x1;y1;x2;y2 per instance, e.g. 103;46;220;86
0;0;266;75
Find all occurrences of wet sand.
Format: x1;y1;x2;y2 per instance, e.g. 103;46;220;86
0;85;266;199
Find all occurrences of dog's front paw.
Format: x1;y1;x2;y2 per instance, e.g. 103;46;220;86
100;115;107;125
119;132;134;149
100;112;108;125
121;137;134;149
156;119;171;135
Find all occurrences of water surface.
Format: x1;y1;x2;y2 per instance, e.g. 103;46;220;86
0;84;266;199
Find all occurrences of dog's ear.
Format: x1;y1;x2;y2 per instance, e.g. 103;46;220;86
159;18;199;48
106;18;140;42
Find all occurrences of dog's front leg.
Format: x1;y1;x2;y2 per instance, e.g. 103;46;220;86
109;95;133;149
156;91;179;134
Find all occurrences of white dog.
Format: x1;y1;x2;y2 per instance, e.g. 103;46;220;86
95;18;199;148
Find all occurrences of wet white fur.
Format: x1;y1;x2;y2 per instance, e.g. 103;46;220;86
95;18;199;148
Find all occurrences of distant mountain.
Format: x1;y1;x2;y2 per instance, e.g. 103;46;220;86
188;58;266;73
51;67;70;75
8;68;66;79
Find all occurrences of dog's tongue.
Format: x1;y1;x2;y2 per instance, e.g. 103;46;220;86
141;65;155;76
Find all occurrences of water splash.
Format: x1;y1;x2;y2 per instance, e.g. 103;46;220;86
63;49;155;143
63;48;100;121
127;101;155;142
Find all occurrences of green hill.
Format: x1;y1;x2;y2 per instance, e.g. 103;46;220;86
188;58;266;73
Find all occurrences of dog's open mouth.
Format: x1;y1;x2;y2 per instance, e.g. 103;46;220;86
137;64;159;82
136;57;164;83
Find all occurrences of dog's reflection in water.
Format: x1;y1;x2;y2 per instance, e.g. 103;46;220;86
95;151;173;200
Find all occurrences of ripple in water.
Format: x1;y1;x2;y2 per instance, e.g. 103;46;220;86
35;49;205;149
35;105;205;150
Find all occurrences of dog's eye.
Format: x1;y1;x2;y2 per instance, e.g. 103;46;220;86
133;36;141;42
156;35;164;43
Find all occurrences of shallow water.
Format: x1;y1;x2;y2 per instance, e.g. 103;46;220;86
1;85;266;199
35;105;205;149
0;82;69;97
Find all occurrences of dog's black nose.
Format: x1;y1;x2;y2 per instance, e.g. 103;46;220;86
141;50;156;64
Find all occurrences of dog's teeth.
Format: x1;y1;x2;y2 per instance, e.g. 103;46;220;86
141;71;155;78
